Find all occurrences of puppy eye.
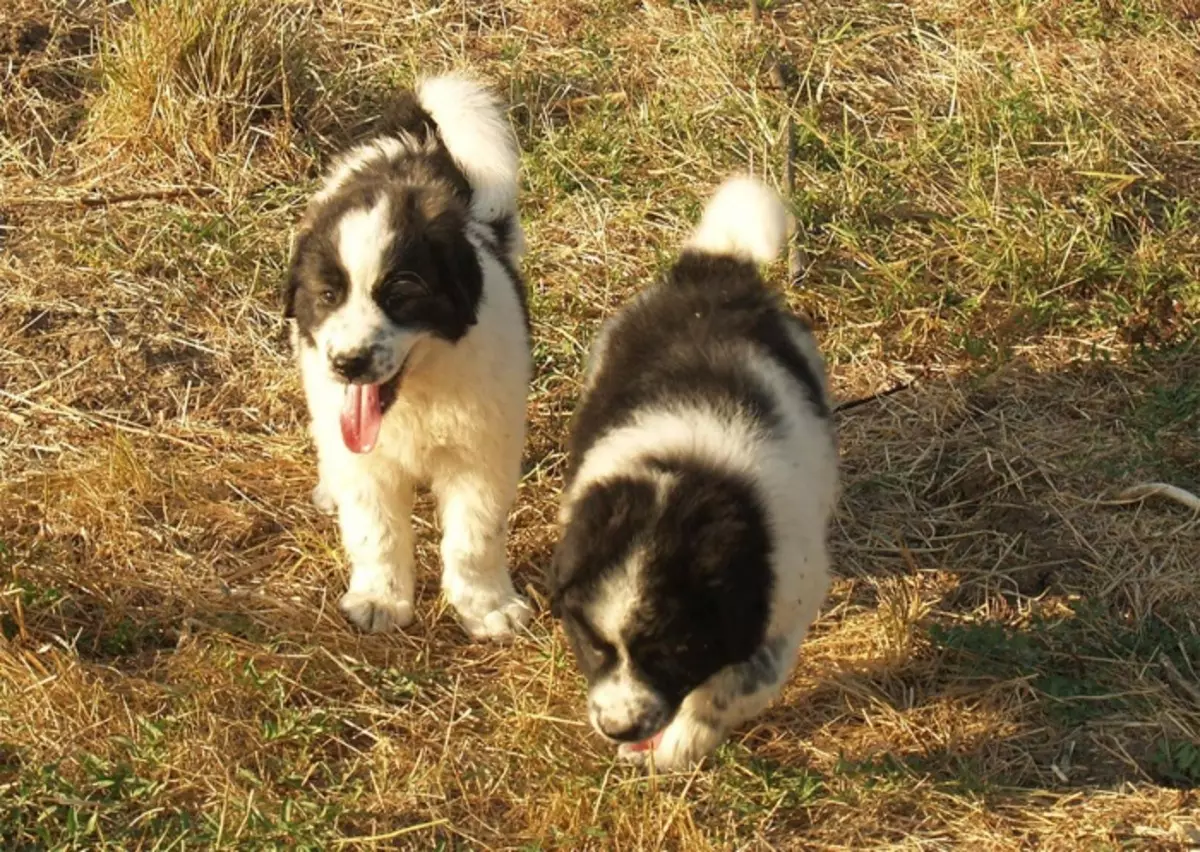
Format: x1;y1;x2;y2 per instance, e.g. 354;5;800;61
319;288;338;305
582;629;617;663
593;639;617;664
383;290;412;311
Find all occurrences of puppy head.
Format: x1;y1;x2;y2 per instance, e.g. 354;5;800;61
283;175;482;388
549;466;773;743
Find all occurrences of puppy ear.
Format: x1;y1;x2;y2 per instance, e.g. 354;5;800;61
282;232;308;319
282;265;300;319
425;208;483;328
547;479;658;621
664;479;772;661
547;535;576;621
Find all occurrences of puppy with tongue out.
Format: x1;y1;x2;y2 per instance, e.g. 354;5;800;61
341;382;383;455
283;73;534;641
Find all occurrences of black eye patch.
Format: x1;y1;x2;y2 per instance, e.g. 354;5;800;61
377;272;430;304
283;229;349;335
564;607;618;673
373;265;441;321
315;266;348;307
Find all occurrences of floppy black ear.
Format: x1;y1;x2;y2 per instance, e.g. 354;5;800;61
547;479;658;621
426;209;483;328
282;265;301;319
282;233;308;319
664;476;772;662
547;535;578;621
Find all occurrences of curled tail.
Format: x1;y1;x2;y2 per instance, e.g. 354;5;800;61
417;73;520;225
685;175;787;264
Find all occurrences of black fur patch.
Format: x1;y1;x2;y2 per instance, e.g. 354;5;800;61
563;251;828;485
551;461;773;710
552;235;830;719
672;251;828;417
284;178;482;347
283;87;525;344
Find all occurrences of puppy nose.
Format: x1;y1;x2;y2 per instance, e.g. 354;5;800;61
330;350;372;381
598;717;662;744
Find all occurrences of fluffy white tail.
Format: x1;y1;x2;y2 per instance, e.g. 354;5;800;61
685;175;787;264
417;73;520;224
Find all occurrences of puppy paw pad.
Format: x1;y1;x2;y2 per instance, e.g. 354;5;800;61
458;595;532;641
339;591;414;633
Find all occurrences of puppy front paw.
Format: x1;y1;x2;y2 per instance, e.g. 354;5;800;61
617;717;720;772
339;590;415;633
311;481;337;515
455;592;532;641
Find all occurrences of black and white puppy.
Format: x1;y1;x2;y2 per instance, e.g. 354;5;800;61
284;74;532;640
549;176;838;769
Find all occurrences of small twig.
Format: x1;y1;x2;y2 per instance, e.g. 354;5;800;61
749;0;761;25
833;380;917;415
1160;654;1200;709
1;186;220;208
0;388;209;451
331;819;450;845
1095;482;1200;511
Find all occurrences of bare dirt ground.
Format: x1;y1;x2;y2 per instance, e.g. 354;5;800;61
2;1;1198;848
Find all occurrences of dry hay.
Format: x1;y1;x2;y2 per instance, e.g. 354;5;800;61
1;0;1198;848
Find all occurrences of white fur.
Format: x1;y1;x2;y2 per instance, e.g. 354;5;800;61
564;347;835;768
582;546;675;739
312;198;421;382
685;175;788;265
313;136;423;205
313;74;526;260
618;634;802;770
589;657;669;741
417;74;520;227
297;79;532;641
560;177;833;767
619;338;835;769
302;238;531;639
337;199;393;292
566;350;835;645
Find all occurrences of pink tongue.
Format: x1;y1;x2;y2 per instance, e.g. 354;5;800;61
629;731;665;753
340;384;382;454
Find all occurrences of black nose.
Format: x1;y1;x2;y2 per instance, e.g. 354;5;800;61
599;718;662;744
331;350;372;381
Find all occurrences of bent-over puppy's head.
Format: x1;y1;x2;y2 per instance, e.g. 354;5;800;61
284;174;482;452
549;464;773;745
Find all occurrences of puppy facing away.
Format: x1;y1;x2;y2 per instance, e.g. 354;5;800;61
549;176;838;769
283;74;532;640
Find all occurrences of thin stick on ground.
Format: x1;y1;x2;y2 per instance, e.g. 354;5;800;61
1159;655;1200;710
1093;482;1200;511
0;186;221;208
833;379;918;414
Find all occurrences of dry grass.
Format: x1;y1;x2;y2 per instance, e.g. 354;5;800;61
2;0;1199;848
84;0;316;183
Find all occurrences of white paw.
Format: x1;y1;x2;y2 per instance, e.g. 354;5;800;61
339;590;415;633
616;719;716;771
617;741;652;767
455;593;532;641
311;482;336;515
